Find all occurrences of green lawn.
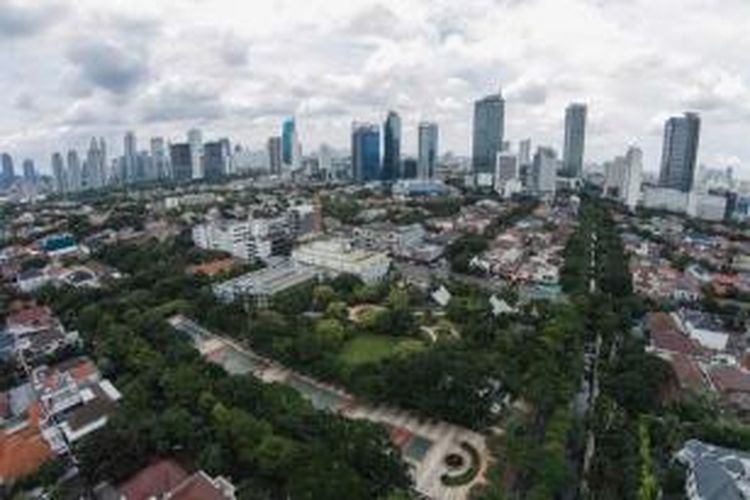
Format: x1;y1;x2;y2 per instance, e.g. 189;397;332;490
339;335;424;366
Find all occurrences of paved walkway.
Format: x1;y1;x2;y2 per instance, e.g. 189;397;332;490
169;315;490;500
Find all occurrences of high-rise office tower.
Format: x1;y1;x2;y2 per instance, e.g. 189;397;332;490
267;137;282;175
351;122;381;183
188;128;204;179
99;137;108;184
121;131;137;184
318;144;333;178
0;153;13;189
170;143;193;182
219;138;232;176
383;111;401;181
51;152;66;194
659;112;701;192
67;150;82;192
204;141;229;180
472;90;505;176
562;103;587;178
282;118;299;169
531;147;558;194
518;139;532;167
150;137;169;179
22;159;36;184
85;137;106;189
418;122;439;180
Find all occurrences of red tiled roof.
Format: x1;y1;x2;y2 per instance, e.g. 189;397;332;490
669;354;706;392
709;366;750;394
647;313;703;356
186;258;237;277
0;402;54;481
5;305;55;330
168;472;229;500
651;328;702;356
118;459;189;500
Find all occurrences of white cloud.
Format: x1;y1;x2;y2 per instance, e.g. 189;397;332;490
0;0;749;176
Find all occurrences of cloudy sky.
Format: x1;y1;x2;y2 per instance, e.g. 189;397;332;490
1;0;749;175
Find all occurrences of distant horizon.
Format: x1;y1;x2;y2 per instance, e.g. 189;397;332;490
1;0;748;176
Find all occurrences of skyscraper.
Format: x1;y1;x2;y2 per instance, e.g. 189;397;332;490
170;143;193;182
150;137;169;180
659;112;701;192
518;139;532;167
267;137;282;175
531;147;558;194
472;90;505;176
99;137;108;184
121;131;136;184
562;103;587;178
418;122;439;180
351;122;380;183
383;111;401;181
67;150;82;192
188;129;204;179
85;137;106;189
204;141;229;180
0;153;13;189
51;152;66;194
22;159;36;184
623;146;643;210
281;118;297;167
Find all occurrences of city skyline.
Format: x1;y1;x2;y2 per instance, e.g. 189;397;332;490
1;0;749;176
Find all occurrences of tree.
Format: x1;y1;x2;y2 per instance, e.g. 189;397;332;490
312;285;337;311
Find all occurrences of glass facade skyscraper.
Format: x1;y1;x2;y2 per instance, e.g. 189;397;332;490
418;122;438;180
383;111;401;181
170;143;193;182
472;91;505;176
282;118;296;166
267;136;282;175
352;122;380;183
659;112;701;192
562;103;587;178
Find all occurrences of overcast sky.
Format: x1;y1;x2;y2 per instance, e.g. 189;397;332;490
1;0;749;175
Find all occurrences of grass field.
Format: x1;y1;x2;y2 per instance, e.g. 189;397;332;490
339;335;424;366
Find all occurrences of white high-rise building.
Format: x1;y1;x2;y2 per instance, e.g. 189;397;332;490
604;147;643;210
531;147;557;194
623;147;643;211
188;129;204;179
494;151;520;198
518;139;532;166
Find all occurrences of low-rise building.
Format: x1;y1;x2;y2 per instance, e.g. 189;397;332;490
213;260;318;306
116;459;236;500
292;238;391;284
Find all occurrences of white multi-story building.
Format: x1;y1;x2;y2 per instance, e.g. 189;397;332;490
192;218;280;261
531;147;557;195
642;186;690;213
604;147;642;210
494;151;519;198
292;238;391;284
688;192;727;222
